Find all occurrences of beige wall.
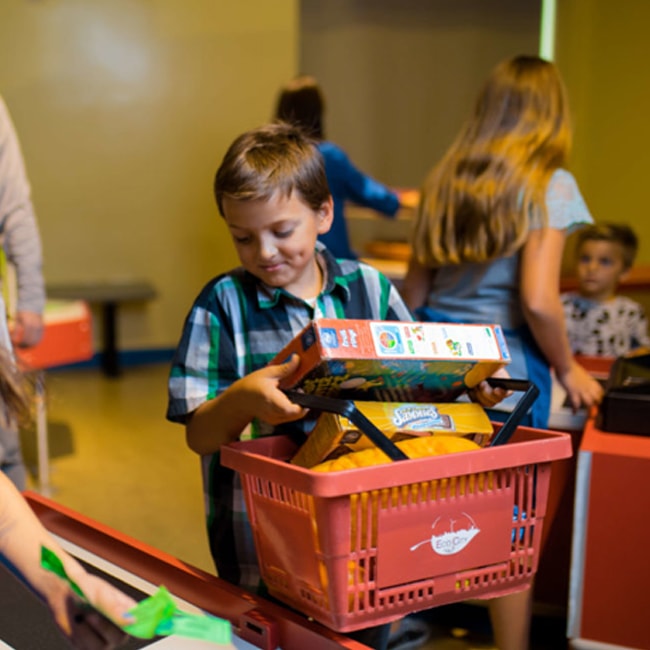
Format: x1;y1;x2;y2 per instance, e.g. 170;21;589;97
0;0;298;352
301;0;541;188
557;0;650;267
2;2;648;354
300;0;542;255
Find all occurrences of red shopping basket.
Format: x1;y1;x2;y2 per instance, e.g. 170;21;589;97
221;413;572;632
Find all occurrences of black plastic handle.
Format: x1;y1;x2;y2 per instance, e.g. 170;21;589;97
285;377;539;455
283;389;410;461
485;378;540;446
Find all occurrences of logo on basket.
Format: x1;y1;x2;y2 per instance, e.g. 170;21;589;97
410;513;480;556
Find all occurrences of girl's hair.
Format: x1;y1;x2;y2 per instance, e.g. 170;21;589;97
411;55;572;266
575;223;639;270
0;347;30;426
274;75;325;140
214;122;330;215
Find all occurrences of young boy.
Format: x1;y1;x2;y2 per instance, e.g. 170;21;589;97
166;123;504;649
562;223;650;356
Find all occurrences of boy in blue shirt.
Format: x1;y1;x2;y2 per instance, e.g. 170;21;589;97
166;122;504;648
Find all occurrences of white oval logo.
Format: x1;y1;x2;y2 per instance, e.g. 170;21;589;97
410;513;480;556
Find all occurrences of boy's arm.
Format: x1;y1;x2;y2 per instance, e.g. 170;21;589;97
185;354;306;455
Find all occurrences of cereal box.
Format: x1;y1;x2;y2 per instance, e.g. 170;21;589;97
290;400;493;468
273;319;510;402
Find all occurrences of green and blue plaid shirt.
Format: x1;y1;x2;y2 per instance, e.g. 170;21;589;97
167;244;413;591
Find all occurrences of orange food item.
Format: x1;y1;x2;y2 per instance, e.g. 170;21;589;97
311;435;480;472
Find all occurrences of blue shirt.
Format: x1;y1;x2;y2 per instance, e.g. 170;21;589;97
317;141;400;260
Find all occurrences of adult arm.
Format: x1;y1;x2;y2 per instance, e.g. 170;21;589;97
520;227;603;410
0;97;45;346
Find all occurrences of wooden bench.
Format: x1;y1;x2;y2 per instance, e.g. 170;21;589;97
46;280;157;377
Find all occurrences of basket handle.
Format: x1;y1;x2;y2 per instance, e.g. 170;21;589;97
285;377;539;455
283;390;410;461
485;378;539;446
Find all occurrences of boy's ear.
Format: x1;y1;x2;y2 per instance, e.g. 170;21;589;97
316;196;334;234
619;266;632;283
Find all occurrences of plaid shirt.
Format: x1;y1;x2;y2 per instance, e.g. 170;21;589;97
167;244;413;591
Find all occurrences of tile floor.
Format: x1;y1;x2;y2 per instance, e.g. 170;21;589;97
23;363;569;650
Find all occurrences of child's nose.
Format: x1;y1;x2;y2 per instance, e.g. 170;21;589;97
257;236;277;259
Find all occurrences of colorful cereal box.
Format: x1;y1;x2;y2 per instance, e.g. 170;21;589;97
273;319;510;402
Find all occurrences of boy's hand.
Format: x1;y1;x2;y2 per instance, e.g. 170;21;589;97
239;354;308;426
468;367;512;408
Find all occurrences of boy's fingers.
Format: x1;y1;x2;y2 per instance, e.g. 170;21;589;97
272;353;301;377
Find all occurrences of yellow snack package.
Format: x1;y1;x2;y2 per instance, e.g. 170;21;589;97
291;400;492;468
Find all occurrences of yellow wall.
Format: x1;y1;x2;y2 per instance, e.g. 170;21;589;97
0;0;298;351
301;0;541;188
556;0;650;265
3;2;647;353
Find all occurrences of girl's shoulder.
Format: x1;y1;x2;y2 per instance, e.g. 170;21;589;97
544;168;593;231
546;168;581;199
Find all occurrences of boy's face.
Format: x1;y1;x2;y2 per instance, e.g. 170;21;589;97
222;191;333;299
576;239;627;302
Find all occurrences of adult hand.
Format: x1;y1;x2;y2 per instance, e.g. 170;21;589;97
10;310;44;347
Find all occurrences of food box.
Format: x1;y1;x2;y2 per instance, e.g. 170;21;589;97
273;318;511;402
290;400;493;468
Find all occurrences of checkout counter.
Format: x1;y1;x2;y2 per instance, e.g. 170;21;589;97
568;398;650;650
14;492;372;650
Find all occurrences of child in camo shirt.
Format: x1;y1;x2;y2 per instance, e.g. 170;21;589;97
562;223;650;356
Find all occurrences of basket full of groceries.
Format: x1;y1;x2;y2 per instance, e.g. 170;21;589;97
221;319;572;632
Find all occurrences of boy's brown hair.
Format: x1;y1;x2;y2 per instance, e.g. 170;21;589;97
213;122;330;217
575;223;639;270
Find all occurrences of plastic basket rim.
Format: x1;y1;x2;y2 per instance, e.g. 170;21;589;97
221;426;572;498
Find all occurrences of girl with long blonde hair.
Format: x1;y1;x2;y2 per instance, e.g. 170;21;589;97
401;55;603;650
403;55;602;428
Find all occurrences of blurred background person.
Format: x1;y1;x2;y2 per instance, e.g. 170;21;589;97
0;95;46;488
400;54;603;650
0;347;135;648
274;75;418;260
562;222;650;356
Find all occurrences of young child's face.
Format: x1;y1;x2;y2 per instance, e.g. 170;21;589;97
576;239;627;302
222;190;333;299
